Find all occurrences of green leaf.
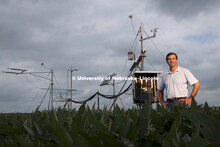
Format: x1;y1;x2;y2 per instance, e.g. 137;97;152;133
97;132;124;147
34;122;43;135
52;109;73;147
166;114;182;143
23;122;35;136
15;135;33;147
136;100;151;138
151;110;163;129
80;131;101;147
119;115;131;137
180;109;220;141
120;138;135;147
204;142;220;147
190;97;197;108
156;103;167;116
113;105;126;133
203;102;210;114
182;133;191;144
127;107;138;123
126;123;137;141
72;116;81;138
92;102;96;111
189;136;209;147
78;103;86;117
191;122;200;137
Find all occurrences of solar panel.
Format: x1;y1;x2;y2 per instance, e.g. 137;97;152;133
100;73;117;86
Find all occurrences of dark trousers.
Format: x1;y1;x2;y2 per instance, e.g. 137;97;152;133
166;101;183;109
166;97;186;109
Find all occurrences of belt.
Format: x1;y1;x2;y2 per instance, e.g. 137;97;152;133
167;97;186;102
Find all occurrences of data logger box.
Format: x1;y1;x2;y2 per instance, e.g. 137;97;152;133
132;71;162;105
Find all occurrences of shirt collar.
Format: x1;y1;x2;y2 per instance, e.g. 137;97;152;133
168;66;180;74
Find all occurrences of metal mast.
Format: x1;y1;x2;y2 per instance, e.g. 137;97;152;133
2;68;55;110
139;22;158;71
68;67;78;110
109;22;158;110
140;22;145;71
50;69;54;109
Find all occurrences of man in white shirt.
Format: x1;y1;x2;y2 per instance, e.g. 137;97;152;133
159;52;200;108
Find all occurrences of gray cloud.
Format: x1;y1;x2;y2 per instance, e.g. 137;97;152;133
146;0;220;20
0;0;220;112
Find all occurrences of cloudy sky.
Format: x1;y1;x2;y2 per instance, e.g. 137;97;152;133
0;0;220;112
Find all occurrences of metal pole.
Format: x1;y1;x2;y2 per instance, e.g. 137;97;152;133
70;67;73;110
51;69;54;109
113;79;115;96
140;22;144;71
109;71;133;110
68;68;78;110
97;90;100;110
3;67;59;110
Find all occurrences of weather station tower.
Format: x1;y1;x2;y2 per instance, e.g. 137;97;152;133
128;20;162;106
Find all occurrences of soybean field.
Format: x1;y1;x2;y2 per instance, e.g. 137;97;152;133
0;99;220;146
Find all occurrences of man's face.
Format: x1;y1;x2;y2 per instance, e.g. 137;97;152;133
167;54;178;67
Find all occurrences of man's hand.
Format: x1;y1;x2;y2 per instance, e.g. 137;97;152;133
185;82;200;105
185;97;192;105
159;90;167;108
161;101;167;108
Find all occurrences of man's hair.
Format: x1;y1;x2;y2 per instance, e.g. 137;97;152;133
166;52;178;61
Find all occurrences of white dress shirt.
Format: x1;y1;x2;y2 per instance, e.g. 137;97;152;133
159;66;198;99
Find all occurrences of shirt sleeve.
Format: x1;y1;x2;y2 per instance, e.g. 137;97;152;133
158;74;165;91
184;68;199;85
